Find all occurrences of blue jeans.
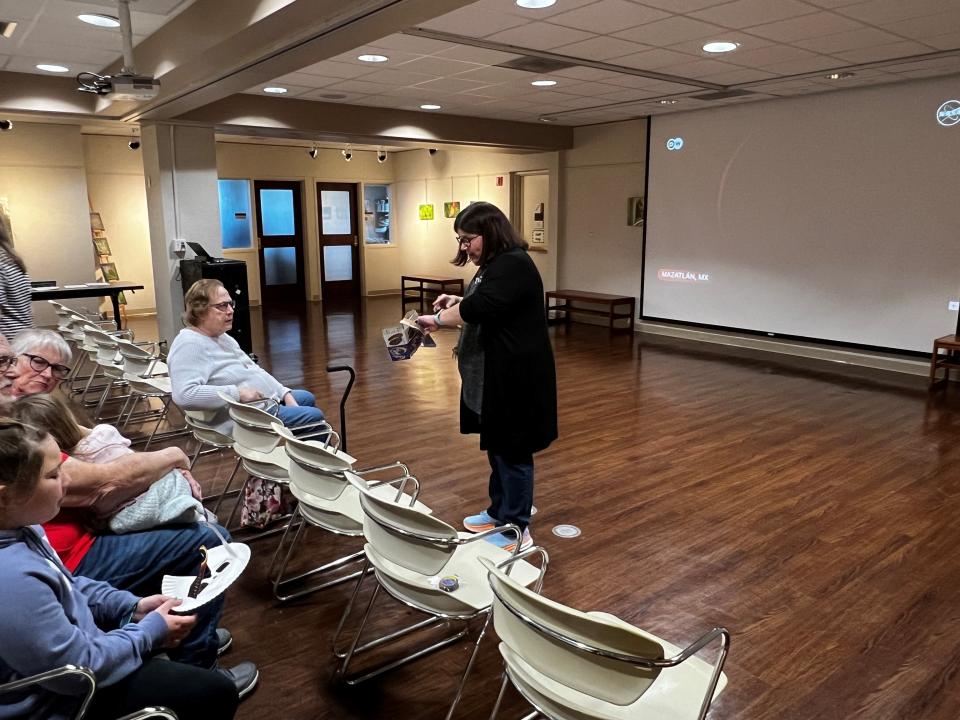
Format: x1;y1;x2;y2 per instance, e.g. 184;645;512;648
75;522;230;669
486;451;534;533
274;389;326;434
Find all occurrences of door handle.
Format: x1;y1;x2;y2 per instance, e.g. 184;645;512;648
352;236;358;247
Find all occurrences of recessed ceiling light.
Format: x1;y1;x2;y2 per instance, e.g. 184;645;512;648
658;99;678;105
531;79;557;87
825;72;855;80
263;86;288;94
420;104;442;110
358;54;388;63
516;0;557;8
702;41;739;53
36;64;69;73
539;116;556;122
77;13;120;28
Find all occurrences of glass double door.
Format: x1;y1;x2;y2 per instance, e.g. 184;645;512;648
254;180;306;305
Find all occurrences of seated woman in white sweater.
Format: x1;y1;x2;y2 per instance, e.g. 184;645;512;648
168;279;325;435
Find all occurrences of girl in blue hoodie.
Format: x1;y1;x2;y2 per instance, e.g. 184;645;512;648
0;419;238;720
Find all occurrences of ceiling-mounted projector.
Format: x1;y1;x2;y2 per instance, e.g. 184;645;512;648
78;72;160;100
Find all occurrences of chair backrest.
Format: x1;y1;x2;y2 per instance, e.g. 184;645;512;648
482;559;665;706
86;328;120;365
184;412;234;446
218;391;282;453
116;340;156;377
272;422;352;500
345;472;458;576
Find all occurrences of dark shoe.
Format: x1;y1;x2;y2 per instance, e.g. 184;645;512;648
216;628;233;656
218;661;259;700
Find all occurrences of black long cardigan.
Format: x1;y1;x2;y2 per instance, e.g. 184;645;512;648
458;248;558;457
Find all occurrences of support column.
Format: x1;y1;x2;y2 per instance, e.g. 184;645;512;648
141;123;222;343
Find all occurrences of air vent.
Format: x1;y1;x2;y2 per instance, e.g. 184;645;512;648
692;89;754;101
319;93;348;100
496;56;575;74
0;20;18;38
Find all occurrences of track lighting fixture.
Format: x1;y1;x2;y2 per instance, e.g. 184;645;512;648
127;129;140;150
0;119;13;132
377;149;387;164
342;146;353;162
308;144;318;159
428;148;438;156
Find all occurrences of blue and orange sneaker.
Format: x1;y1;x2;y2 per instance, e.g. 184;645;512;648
483;528;533;553
463;510;498;533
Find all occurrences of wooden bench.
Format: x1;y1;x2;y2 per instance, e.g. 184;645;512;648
930;334;960;388
401;275;465;314
545;290;636;335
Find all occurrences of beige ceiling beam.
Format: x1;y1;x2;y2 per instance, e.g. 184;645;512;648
105;0;477;121
177;94;573;151
0;71;99;118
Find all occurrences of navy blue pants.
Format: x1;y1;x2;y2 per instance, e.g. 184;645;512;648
486;450;534;533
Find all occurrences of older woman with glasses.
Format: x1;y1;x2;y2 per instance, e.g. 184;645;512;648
168;279;325;434
5;329;72;398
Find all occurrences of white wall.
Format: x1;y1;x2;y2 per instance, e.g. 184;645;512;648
558;119;647;303
391;148;560;292
0;123;98;326
83;135;155;315
216;143;395;302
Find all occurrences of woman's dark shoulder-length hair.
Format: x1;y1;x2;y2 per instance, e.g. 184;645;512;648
451;202;528;267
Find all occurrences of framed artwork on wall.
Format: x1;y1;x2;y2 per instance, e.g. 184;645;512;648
93;236;111;255
99;262;120;282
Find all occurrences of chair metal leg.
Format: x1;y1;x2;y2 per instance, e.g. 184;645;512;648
92;378;117;420
335;580;381;682
116;392;135;430
444;612;493;720
142;396;171;450
268;510;369;602
211;459;243;513
489;674;510;720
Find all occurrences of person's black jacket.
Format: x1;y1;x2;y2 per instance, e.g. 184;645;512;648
458;248;558;457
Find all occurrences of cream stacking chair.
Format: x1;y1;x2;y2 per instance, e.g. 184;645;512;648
483;558;730;720
268;421;424;602
333;472;546;720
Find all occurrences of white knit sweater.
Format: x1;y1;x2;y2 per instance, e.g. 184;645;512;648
168;328;289;433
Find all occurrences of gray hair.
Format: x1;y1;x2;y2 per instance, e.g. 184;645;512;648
11;329;72;365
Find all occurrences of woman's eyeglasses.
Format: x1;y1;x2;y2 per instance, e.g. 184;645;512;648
0;355;16;372
22;353;71;380
210;300;236;312
456;234;479;247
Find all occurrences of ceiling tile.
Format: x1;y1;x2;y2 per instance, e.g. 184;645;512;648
270;72;341;88
793;26;904;53
610;47;700;70
596;86;660;102
410;76;493;93
880;10;960;40
547;0;670;34
612;16;729;45
665;30;776;56
297;89;370;103
371;33;456;55
702;67;779;83
801;0;864;6
829;40;939;64
419;5;528;38
395;55;484;77
452;65;531;84
834;0;959;25
552;35;651;60
324;78;399;95
655;57;744;78
921;30;960;50
241;82;317;98
468;0;600;19
689;0;818;27
634;0;736;11
722;44;822;67
551;65;629;81
298;61;377;79
760;54;847;74
326;47;423;66
431;45;520;65
882;56;960;74
599;72;674;88
484;21;595;51
360;67;435;86
744;11;866;42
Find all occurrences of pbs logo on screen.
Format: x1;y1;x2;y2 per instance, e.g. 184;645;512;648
936;100;960;127
666;137;684;151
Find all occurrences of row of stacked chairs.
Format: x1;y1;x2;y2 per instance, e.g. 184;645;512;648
45;300;731;720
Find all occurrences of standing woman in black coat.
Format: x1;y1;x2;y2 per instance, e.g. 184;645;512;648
418;202;557;550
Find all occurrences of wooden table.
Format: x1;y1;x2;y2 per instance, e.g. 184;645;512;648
31;282;144;330
545;289;636;335
401;276;465;314
930;334;960;388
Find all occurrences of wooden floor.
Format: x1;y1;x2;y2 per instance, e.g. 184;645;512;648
117;297;960;720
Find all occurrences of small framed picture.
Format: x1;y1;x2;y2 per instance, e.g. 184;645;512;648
93;236;111;255
89;212;105;231
628;196;644;227
99;262;120;282
443;201;460;218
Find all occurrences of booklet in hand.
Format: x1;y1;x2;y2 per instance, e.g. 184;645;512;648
382;310;437;361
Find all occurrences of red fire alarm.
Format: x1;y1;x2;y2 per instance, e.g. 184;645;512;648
496;176;504;186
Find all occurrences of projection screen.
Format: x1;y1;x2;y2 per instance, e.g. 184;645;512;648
643;75;960;353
